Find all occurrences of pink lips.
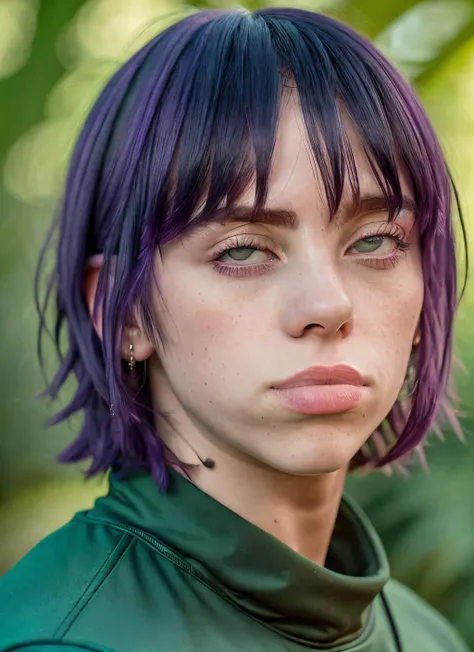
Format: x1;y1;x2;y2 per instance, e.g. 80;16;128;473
272;364;365;415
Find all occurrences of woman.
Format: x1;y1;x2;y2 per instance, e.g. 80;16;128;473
0;7;468;652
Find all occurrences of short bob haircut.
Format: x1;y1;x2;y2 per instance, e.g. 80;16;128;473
37;8;467;490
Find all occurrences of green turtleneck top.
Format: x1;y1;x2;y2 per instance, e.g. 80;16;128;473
0;469;468;652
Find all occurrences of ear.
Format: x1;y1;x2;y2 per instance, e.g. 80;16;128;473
413;318;422;347
83;257;104;339
119;324;156;364
83;255;155;362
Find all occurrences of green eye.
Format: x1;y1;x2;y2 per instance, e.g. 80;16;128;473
353;236;384;253
226;247;256;261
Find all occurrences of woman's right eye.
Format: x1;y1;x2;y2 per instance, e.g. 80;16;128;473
217;246;266;263
211;238;280;277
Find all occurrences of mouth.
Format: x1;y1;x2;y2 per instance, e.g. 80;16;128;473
271;365;366;416
272;364;364;390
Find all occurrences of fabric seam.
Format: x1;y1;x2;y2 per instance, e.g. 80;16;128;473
53;533;133;639
5;640;106;651
78;513;376;651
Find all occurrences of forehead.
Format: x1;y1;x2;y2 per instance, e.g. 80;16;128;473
236;91;413;215
184;88;415;236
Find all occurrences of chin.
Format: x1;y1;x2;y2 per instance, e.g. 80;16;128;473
263;438;362;476
272;458;348;476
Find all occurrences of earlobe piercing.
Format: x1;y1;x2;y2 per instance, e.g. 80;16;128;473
413;332;421;347
128;343;136;372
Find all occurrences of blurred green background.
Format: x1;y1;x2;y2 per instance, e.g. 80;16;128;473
0;0;473;646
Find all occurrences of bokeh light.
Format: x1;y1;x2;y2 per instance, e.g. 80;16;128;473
375;0;472;79
0;0;38;79
57;0;183;66
3;0;184;204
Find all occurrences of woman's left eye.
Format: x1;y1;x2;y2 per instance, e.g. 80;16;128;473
348;235;398;256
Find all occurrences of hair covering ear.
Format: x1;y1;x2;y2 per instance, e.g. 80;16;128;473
83;254;105;340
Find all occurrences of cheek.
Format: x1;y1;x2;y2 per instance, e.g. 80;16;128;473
182;307;239;350
157;283;251;381
376;287;422;339
161;303;262;414
356;246;423;333
158;263;268;356
362;269;423;392
387;273;423;335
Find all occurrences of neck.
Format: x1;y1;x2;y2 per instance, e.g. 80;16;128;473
149;360;347;566
158;425;346;567
189;459;347;566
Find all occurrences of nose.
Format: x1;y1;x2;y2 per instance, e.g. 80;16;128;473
280;266;354;340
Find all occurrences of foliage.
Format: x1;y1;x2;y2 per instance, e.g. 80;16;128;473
0;0;473;648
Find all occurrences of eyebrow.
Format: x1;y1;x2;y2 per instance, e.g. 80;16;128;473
333;194;417;228
191;194;417;231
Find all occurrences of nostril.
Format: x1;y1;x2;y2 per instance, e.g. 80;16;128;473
304;323;324;331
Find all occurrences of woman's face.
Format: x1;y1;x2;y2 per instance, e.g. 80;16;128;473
147;94;423;475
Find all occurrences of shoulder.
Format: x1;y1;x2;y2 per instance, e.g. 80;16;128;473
0;514;131;650
384;579;469;651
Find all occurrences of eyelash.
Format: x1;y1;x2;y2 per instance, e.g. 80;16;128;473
211;235;277;278
211;225;412;278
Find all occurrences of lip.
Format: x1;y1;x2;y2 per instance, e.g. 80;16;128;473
272;364;364;390
271;365;366;415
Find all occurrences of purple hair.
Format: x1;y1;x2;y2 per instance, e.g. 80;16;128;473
36;8;467;489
